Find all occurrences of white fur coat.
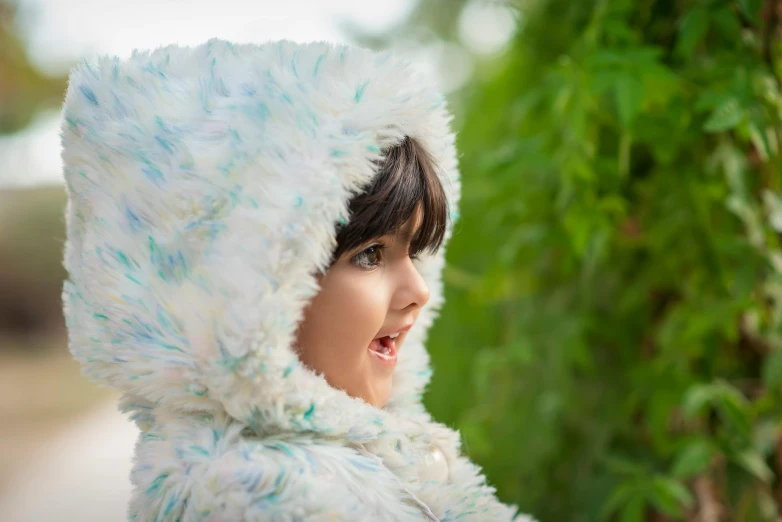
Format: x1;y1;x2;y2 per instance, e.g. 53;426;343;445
60;38;534;522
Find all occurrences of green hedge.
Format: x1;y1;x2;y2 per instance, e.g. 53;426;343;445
424;1;782;520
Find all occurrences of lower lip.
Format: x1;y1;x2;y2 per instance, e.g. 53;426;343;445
368;337;397;367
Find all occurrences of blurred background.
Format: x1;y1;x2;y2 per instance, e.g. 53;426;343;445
1;0;782;521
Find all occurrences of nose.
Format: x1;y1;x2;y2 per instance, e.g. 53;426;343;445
392;257;430;311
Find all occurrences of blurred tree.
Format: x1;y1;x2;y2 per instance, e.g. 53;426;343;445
0;0;67;134
337;0;472;48
355;0;782;521
0;0;69;347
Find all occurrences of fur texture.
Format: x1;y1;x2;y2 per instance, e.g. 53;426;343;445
60;38;534;522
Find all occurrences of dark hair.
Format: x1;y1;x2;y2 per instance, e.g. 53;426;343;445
328;136;450;267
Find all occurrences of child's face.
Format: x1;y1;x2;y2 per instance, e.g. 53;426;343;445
294;206;430;408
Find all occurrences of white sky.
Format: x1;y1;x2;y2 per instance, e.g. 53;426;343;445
0;0;516;188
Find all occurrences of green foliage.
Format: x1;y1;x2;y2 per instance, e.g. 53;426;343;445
0;0;68;135
422;0;782;520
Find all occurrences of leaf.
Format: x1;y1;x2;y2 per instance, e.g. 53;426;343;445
716;392;753;441
735;450;774;483
739;0;764;24
601;482;640;520
762;190;782;233
748;117;773;162
682;381;750;425
620;498;645;522
591;70;619;95
615;74;644;127
762;349;782;390
603;455;648;477
682;384;718;418
683;381;753;441
590;50;627;67
672;438;716;478
649;476;694;517
703;99;744;132
639;62;681;107
676;7;710;58
712;6;743;39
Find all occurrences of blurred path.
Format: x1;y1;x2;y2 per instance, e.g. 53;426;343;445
0;399;138;522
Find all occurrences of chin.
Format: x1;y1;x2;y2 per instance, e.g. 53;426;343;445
371;386;392;409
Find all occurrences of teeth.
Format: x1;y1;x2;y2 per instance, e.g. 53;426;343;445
389;333;399;339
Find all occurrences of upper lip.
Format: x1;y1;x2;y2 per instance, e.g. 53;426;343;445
374;323;413;340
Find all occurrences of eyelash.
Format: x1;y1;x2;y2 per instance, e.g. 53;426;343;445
352;242;419;270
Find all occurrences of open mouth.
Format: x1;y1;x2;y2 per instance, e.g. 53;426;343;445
367;323;411;366
368;335;398;364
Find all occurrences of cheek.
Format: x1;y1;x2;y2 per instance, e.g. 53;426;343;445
297;272;386;364
326;276;383;343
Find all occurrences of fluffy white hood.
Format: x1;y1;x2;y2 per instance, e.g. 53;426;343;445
60;38;530;521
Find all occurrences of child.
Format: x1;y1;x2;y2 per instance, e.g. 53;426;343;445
60;38;534;521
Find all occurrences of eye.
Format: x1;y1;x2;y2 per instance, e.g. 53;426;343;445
352;243;386;270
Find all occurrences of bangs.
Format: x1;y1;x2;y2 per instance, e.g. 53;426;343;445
329;136;450;266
